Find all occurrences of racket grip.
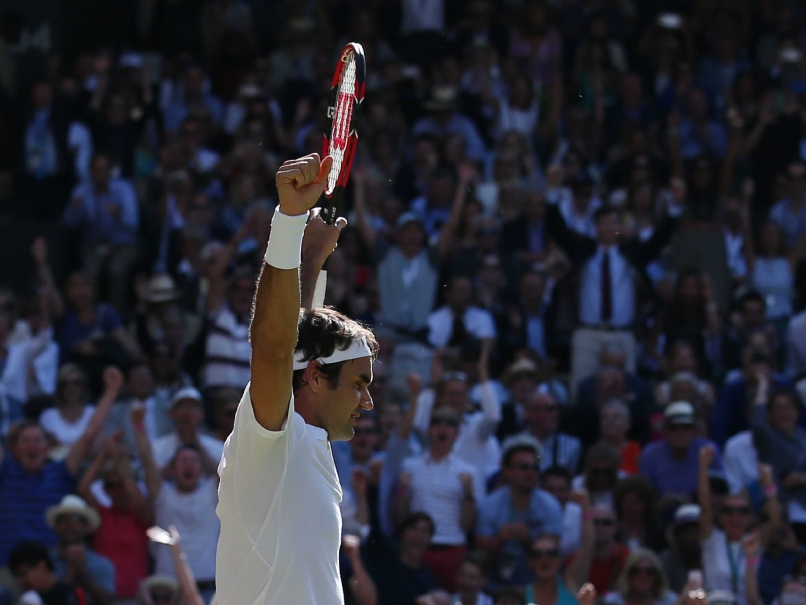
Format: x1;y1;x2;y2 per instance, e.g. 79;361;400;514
312;270;327;309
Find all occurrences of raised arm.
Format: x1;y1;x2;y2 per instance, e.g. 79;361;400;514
66;367;124;476
146;527;205;605
565;489;595;593
698;444;716;540
76;434;121;510
132;406;163;503
351;168;376;252
742;532;763;605
740;179;757;272
30;237;64;320
249;154;333;431
300;210;347;311
399;373;423;441
436;163;473;259
476;340;501;440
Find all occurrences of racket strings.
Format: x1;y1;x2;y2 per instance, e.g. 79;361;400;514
327;55;357;195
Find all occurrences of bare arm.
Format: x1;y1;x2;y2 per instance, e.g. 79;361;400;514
740;180;757;273
66;367;124;476
250;154;332;431
565;490;594;593
398;373;422;441
147;527;205;605
351;169;376;252
343;536;377;605
392;472;413;529
459;473;477;533
76;439;115;510
132;407;163;502
436;165;473;259
742;532;763;605
300;211;347;311
30;237;64;319
111;326;144;363
698;444;716;540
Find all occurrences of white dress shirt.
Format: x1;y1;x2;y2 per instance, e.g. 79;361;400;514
723;431;758;495
427;306;496;348
560;501;582;557
579;246;635;328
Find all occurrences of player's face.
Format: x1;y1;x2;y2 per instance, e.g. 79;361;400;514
325;356;373;441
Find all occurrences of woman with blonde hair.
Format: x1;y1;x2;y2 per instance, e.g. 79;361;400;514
603;550;677;605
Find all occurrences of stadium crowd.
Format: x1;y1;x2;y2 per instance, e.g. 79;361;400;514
3;0;806;604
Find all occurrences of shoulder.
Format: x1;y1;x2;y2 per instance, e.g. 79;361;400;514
534;488;562;511
450;455;476;475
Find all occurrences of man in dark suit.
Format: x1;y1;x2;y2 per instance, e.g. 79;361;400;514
546;198;681;394
501;188;547;272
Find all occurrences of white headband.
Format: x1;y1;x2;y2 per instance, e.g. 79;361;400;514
292;337;372;371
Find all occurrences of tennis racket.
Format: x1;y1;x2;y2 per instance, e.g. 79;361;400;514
320;42;366;225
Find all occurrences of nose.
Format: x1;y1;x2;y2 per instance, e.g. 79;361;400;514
361;393;374;411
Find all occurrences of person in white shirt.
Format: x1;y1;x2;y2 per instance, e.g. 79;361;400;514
395;406;483;593
215;154;378;605
541;466;583;558
39;364;95;447
427;275;496;349
152;387;224;471
722;431;759;495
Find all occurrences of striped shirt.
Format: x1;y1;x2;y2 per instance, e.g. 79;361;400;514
204;304;251;389
0;457;75;565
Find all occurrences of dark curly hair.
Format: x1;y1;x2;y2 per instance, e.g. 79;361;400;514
291;307;379;392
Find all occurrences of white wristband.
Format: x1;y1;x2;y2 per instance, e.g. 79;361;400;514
312;270;327;309
264;208;309;269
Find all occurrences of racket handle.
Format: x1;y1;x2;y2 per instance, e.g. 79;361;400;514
312;270;327;309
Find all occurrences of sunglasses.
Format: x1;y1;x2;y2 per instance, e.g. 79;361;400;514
442;371;469;383
430;418;459;428
529;548;560;559
630;565;657;577
353;427;375;436
721;505;751;515
594;518;615;527
512;463;539;472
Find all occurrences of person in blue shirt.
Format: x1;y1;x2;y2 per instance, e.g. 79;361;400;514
476;435;564;587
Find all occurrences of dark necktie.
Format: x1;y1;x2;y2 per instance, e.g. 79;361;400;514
601;249;612;323
448;312;470;347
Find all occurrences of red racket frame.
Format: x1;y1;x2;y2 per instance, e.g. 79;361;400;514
321;42;366;225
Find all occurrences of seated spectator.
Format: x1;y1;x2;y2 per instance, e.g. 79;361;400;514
427;276;496;350
654;341;717;412
602;550;677;605
0;367;122;567
365;512;449;605
674;89;728;159
44;495;115;604
62;154;139;315
497;271;556;369
395;407;483;592
39;365;94;447
497;358;541;442
137;576;180;605
501;190;547;272
78;423;153;600
476;436;563;586
575;347;654;446
573;444;623;508
162;65;224;134
152;388;224;471
450;552;493;605
521;390;581;474
721;292;776;373
613;476;665;551
522;522;593;605
698;446;760;605
598;399;642;474
210;388;240;442
640;402;722;510
542;466;583;558
412;88;486;162
711;347;793;447
578;504;630;595
660;505;703;593
9;541;86;605
55;272;142;388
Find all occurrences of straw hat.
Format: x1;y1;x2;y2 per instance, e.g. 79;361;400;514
45;495;101;532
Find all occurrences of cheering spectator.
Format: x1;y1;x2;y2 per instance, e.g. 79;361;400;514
151;388;223;471
602;550;678;605
659;505;703;593
0;366;122;566
39;365;94;447
394;407;483;592
542;466;583;558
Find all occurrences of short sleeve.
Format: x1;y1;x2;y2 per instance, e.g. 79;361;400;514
475;496;499;537
99;304;123;333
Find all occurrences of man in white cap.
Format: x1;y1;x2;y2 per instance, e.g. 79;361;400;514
215;154;378;605
639;401;722;509
45;495;115;605
151;387;224;472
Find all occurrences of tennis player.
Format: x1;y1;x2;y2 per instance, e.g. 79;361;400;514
215;153;378;605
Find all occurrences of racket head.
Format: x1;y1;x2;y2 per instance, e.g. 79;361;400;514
321;42;366;224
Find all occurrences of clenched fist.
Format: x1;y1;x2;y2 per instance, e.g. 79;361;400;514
276;153;334;216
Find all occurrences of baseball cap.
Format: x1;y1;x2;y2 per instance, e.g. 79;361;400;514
396;212;424;229
170;387;203;408
665;401;696;425
673;504;701;527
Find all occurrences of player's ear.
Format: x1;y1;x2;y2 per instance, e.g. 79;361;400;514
306;362;324;393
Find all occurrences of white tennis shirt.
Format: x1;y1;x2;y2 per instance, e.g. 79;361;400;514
215;384;345;605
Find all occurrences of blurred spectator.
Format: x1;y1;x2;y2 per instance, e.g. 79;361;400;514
395;407;483;592
574;444;623;508
571;503;628;595
598;399;642;475
9;541;86;605
640;402;722;509
542;466;583;558
520;390;581;474
427;276;496;350
44;495;115;605
449;552;492;605
613;476;665;551
476;435;563;586
39;365;93;447
659;504;703;593
0;367;122;566
602;549;677;605
151;388;223;471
